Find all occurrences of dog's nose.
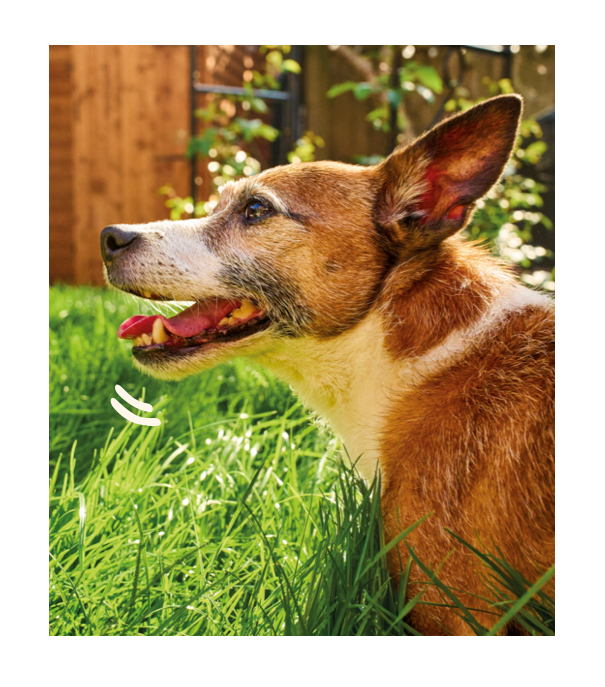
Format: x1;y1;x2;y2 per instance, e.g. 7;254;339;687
101;225;138;263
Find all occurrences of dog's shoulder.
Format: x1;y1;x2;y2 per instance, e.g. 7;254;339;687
475;292;555;381
380;284;554;468
432;293;555;409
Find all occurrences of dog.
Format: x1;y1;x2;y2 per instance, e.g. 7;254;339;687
101;94;554;635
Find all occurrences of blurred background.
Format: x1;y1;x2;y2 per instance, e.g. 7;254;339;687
49;45;554;288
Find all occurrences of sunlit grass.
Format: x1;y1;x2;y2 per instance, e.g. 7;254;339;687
49;285;554;636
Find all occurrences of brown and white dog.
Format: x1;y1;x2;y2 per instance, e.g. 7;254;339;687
101;94;554;636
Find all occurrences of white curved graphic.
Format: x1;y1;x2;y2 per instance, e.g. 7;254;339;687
111;385;161;426
115;384;153;412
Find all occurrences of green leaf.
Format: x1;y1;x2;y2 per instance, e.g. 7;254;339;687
523;141;547;165
283;59;301;74
414;65;443;94
250;98;268;114
520;118;538;138
399;66;414;83
541;215;553;230
266;50;283;69
256;124;280;142
498;78;514;94
366;106;387;123
265;74;280;90
353;82;373;100
251;70;265;88
327;81;357;98
236;118;258;140
186;128;217;158
236;118;280;143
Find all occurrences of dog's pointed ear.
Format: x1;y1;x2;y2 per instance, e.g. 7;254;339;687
374;94;522;254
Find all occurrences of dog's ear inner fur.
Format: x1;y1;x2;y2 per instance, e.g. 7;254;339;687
374;94;523;255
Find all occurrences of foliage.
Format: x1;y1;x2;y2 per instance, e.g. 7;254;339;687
329;60;444;133
288;132;325;164
327;47;554;291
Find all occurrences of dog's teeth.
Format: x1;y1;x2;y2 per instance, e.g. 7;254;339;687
219;317;231;326
142;333;152;346
152;318;169;343
142;290;152;298
134;336;144;346
230;300;257;320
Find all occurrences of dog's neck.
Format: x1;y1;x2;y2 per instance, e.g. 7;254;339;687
254;311;395;480
252;247;548;482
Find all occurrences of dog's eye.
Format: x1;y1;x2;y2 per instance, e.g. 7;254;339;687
244;200;270;220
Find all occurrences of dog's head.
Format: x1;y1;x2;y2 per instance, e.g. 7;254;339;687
102;95;522;379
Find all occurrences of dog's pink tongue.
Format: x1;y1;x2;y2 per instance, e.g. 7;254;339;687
117;299;240;339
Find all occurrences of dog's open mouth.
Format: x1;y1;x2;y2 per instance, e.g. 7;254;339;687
117;298;270;358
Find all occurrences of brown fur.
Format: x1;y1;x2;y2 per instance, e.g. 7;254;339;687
379;239;506;358
103;95;554;635
381;298;554;635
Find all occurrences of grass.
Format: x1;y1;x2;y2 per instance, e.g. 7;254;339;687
49;285;554;636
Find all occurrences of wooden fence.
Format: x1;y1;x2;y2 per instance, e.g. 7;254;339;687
50;45;554;285
50;45;260;285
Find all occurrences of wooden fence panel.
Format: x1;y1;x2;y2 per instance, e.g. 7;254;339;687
52;45;276;284
303;46;390;163
49;45;74;283
152;45;192;219
71;45;194;284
